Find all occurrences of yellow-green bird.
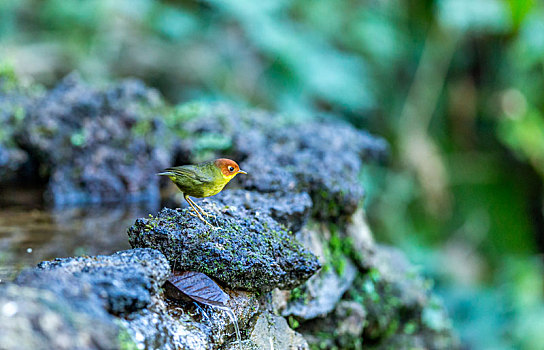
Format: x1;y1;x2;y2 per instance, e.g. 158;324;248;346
157;158;247;227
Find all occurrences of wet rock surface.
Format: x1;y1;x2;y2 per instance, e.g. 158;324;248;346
128;205;321;292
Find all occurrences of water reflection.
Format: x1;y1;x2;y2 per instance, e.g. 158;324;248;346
0;184;160;281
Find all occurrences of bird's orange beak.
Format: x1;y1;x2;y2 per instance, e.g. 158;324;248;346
237;170;247;175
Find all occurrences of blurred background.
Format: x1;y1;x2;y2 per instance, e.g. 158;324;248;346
1;0;544;348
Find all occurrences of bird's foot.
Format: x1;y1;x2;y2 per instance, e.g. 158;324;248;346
201;211;216;219
193;202;216;219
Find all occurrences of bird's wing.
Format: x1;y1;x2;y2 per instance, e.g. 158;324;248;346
165;165;213;184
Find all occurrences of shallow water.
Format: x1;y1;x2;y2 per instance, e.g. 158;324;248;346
0;183;160;281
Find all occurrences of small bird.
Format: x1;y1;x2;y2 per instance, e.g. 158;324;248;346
157;158;247;227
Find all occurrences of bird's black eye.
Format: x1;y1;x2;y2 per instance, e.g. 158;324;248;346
228;166;234;172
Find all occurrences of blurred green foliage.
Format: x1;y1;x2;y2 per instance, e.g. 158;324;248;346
2;0;544;348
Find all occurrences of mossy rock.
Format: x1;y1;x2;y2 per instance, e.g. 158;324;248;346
127;201;321;292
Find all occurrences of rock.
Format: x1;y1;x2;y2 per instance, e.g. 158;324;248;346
202;289;260;347
123;287;260;350
349;249;428;341
281;217;459;350
363;245;429;311
13;270;111;320
223;311;310;350
17;74;170;205
213;189;313;233
178;103;389;220
345;208;376;265
16;248;170;315
234;155;299;194
0;284;119;350
296;301;367;350
282;226;358;320
128;205;320;292
1;75;459;349
335;301;367;340
338;244;459;349
120;297;211;350
165;279;260;349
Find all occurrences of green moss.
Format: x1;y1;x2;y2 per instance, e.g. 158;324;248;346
0;61;18;92
289;286;310;305
287;315;300;329
171;102;208;123
116;325;139;350
403;321;418;335
70;130;86;147
13;105;25;122
343;269;411;343
132;119;153;136
308;332;338;350
323;223;352;276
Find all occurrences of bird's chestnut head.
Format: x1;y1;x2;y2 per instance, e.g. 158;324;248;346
214;158;247;179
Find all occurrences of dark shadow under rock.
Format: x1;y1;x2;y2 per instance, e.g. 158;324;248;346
16;248;170;315
128;204;321;292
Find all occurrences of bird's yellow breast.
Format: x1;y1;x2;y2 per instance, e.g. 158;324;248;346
201;179;229;197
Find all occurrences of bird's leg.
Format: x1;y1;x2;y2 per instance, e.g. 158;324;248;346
184;195;215;228
186;196;216;219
